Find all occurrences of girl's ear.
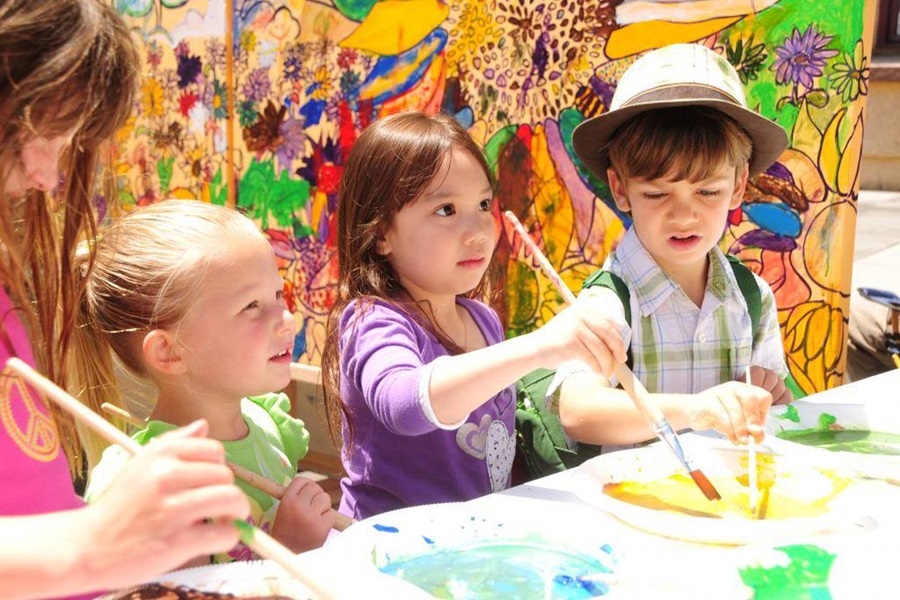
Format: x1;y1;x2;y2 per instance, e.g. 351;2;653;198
607;169;632;212
375;235;391;256
142;329;186;375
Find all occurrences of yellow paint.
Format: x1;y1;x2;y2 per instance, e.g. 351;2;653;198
376;52;447;113
339;0;449;56
604;18;740;60
605;456;850;520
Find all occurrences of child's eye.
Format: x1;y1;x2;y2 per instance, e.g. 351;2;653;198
243;300;260;311
643;192;665;200
275;289;284;301
479;198;494;211
699;190;723;197
435;204;456;216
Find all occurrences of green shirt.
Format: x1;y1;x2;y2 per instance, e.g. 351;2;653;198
86;393;309;563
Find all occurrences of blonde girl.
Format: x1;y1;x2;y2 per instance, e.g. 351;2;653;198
322;111;626;520
77;200;335;561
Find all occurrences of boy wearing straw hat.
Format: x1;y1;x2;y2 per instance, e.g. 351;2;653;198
555;43;792;451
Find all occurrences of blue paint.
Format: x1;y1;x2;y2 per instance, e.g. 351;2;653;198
743;202;802;238
358;29;448;106
373;523;400;533
380;542;612;598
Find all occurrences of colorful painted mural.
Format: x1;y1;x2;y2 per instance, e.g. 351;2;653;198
113;0;874;395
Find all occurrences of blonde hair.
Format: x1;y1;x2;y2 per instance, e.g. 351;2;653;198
0;0;140;476
606;106;753;182
70;200;265;467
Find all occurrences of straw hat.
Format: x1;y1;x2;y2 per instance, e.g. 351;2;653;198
572;43;788;182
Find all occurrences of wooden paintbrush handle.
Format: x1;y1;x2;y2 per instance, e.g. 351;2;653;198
613;363;665;424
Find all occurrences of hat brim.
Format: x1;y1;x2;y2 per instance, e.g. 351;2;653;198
572;96;789;183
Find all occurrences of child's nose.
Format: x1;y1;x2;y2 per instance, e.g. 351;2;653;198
669;197;697;223
27;165;60;192
463;215;490;245
278;307;297;336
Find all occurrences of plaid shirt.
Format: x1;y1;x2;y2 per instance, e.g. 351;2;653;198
557;227;788;395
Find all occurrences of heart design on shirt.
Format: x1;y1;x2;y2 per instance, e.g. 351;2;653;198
486;419;515;492
456;414;491;460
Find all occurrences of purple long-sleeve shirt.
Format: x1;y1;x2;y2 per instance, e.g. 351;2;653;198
337;298;516;520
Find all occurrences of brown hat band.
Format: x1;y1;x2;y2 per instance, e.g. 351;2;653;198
620;84;742;109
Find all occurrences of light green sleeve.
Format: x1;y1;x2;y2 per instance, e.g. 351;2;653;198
246;392;310;466
84;443;132;503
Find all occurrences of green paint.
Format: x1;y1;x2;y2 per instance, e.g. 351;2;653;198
739;544;835;600
484;124;518;173
232;518;254;544
817;413;838;430
778;405;801;423
380;542;611;599
333;0;378;21
777;429;900;456
237;158;310;229
210;167;227;206
157;156;174;195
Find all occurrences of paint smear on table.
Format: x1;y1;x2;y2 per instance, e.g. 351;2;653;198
777;429;900;456
603;455;851;520
380;542;613;599
738;544;836;599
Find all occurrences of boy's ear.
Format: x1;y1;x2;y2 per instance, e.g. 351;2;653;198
607;169;632;212
729;165;750;210
142;329;187;375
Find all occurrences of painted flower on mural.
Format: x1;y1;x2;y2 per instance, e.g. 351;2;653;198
283;50;303;82
211;79;228;120
307;65;333;101
141;78;165;119
178;90;199;118
238;99;258;127
243;68;271;103
275;117;306;173
772;26;837;104
146;40;163;70
244;101;285;154
725;36;767;84
829;40;870;103
337;48;358;70
204;39;226;72
175;43;202;89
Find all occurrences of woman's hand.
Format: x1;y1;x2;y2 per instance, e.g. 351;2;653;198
77;420;250;588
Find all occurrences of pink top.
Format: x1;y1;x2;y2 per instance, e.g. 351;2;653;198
0;287;96;598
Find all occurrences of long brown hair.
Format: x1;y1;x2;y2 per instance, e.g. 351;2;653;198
321;111;496;448
0;0;140;476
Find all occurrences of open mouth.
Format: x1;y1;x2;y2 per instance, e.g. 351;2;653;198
270;348;291;361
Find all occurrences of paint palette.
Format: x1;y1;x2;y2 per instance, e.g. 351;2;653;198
326;502;617;599
766;398;900;480
571;441;877;545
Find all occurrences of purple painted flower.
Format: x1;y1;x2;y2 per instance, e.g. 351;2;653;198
275;117;306;173
242;68;271;103
176;52;202;89
772;26;838;89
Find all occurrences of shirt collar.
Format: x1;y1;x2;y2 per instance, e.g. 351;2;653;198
612;227;740;317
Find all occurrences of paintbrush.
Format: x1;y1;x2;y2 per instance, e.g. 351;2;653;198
5;357;338;599
100;402;355;533
503;210;721;501
746;369;759;518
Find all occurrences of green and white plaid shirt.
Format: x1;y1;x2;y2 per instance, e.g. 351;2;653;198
557;227;788;395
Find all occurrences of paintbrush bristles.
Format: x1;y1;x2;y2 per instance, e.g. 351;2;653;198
689;469;722;501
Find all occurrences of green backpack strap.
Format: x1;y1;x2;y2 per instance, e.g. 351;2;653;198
726;255;761;336
725;255;806;399
514;367;594;478
583;269;632;368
